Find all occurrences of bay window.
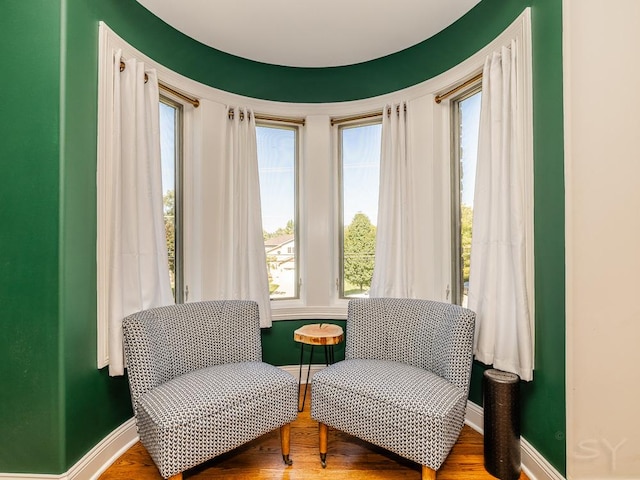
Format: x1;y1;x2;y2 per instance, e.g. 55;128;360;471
99;13;532;368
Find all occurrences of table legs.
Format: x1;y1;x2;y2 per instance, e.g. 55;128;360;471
297;344;335;412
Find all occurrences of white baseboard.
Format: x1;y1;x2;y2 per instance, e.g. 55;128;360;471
68;418;138;480
0;418;139;480
0;474;63;479
465;399;485;433
521;438;566;480
0;374;564;480
465;400;565;480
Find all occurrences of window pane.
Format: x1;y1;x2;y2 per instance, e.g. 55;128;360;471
159;100;181;302
257;125;298;300
340;123;382;298
455;90;481;306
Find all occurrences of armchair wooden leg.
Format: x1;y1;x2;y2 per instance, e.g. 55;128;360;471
421;465;436;480
167;474;183;480
281;423;293;465
319;422;328;468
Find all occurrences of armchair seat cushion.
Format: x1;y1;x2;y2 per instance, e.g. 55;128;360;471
136;361;297;477
312;359;468;469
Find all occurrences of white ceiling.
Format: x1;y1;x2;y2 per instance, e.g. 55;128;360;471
136;0;480;68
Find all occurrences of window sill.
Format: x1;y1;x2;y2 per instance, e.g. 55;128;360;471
270;304;348;321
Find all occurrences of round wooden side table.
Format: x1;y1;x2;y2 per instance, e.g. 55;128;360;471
293;323;344;412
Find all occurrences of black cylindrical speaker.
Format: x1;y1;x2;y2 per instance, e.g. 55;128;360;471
483;369;521;480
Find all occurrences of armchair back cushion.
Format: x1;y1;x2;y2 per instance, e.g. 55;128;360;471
123;300;261;414
345;298;475;391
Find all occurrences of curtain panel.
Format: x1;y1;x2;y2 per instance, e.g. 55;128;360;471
467;40;534;381
206;108;272;327
106;51;175;376
370;102;415;298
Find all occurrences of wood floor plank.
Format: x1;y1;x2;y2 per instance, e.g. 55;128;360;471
100;389;529;480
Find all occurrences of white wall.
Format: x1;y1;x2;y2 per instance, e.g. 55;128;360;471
564;1;640;478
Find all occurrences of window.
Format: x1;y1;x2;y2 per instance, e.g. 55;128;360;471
257;124;299;300
451;88;482;307
339;122;382;298
159;98;183;302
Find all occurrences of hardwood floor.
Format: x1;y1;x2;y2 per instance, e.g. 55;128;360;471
100;390;529;480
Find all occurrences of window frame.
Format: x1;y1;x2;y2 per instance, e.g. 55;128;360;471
336;119;383;299
159;95;185;303
256;120;301;302
450;85;482;306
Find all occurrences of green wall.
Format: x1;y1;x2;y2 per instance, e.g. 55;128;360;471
1;1;63;472
262;321;346;366
0;0;565;475
524;0;566;469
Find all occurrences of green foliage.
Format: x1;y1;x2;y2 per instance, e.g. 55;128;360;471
163;190;175;284
343;213;376;291
461;204;473;281
264;219;295;239
265;254;278;293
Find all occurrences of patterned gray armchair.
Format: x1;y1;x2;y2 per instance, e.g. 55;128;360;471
122;300;298;480
311;298;475;480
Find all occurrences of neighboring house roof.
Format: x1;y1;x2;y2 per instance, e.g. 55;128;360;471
264;234;294;250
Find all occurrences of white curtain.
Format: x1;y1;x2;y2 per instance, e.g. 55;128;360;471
107;51;174;376
467;40;534;381
212;108;272;327
370;102;414;298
